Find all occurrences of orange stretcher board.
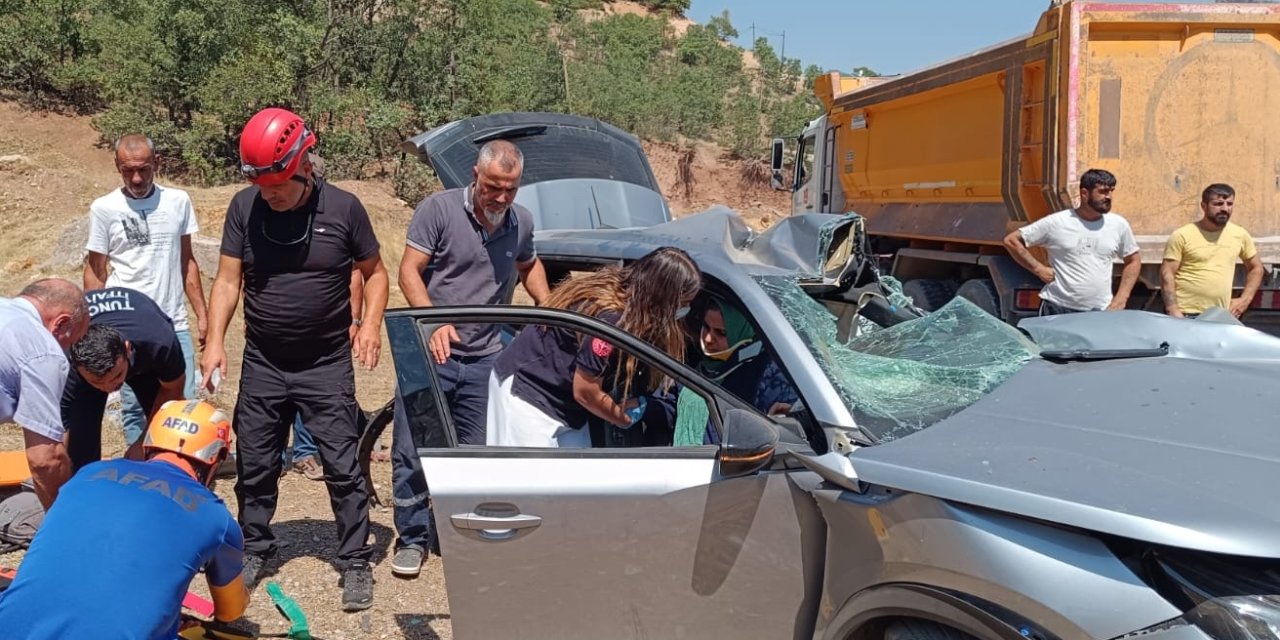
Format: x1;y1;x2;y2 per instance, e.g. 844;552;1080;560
0;451;30;488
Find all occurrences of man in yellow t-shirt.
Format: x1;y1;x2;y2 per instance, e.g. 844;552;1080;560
1161;183;1264;318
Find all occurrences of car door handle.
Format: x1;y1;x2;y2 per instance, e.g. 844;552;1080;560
450;512;542;540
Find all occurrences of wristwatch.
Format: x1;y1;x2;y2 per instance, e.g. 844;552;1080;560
352;318;363;327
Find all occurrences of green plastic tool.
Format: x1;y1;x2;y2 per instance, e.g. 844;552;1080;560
265;581;311;640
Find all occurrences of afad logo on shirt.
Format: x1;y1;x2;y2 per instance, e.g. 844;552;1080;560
591;338;613;358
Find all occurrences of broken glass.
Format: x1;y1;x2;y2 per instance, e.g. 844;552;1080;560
757;276;1039;442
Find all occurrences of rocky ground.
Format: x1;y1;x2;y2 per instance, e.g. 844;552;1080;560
0;98;788;637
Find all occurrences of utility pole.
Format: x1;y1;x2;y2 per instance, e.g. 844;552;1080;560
751;24;785;54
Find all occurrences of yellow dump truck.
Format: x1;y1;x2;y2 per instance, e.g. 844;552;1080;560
771;0;1280;323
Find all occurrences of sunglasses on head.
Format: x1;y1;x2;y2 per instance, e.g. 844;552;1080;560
240;129;312;180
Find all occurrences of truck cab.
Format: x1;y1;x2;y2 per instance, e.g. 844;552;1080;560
774;115;843;218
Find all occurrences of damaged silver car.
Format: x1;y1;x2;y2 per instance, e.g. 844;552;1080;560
388;116;1280;640
387;208;1280;640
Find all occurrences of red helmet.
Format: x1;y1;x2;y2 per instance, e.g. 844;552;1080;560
239;107;316;186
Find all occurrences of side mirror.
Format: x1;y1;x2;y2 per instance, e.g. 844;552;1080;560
717;409;779;478
770;138;787;191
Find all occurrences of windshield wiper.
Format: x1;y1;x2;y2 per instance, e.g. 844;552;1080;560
1039;342;1169;362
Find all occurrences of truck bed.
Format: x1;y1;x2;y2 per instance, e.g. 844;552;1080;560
824;1;1280;261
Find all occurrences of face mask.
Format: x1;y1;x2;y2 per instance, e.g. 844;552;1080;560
675;306;690;320
702;342;736;361
701;337;761;362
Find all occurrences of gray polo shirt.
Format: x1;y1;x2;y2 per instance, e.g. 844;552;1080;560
407;186;536;356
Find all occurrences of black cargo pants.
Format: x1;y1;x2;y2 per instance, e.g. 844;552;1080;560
233;340;371;566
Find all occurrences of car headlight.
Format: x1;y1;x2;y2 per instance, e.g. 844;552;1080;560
1118;549;1280;640
1180;596;1280;640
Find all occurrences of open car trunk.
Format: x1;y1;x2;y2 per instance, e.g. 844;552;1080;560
400;112;672;231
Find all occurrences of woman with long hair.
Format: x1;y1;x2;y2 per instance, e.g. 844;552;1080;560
487;246;702;447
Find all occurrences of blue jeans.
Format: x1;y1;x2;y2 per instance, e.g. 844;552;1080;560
392;351;496;551
121;329;196;444
392;391;433;551
434;352;496;446
284;414;318;464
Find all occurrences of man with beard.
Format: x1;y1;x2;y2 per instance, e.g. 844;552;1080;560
1161;183;1263;319
391;139;549;577
1003;168;1141;315
199;107;389;611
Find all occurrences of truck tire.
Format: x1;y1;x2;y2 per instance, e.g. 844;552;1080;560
901;279;956;312
883;619;976;640
956;278;1000;317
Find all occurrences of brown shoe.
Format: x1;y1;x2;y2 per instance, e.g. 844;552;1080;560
292;456;324;481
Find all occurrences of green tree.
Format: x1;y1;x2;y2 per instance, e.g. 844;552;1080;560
0;0;821;182
707;10;737;41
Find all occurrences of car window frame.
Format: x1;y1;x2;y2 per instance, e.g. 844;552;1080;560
385;305;775;453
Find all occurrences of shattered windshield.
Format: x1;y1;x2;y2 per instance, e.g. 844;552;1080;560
757;276;1039;442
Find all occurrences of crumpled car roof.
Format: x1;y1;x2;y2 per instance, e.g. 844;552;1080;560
536;206;856;280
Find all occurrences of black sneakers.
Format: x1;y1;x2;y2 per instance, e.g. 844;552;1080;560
341;561;374;611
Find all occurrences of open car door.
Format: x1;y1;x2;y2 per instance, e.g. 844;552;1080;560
386;306;826;640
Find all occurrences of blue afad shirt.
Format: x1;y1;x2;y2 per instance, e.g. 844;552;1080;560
0;458;243;639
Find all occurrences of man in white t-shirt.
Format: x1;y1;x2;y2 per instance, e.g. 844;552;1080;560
83;134;207;445
1003;168;1141;315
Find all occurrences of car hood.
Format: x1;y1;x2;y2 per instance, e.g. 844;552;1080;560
851;353;1280;558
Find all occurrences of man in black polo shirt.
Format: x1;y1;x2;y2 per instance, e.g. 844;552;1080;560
199;107;389;611
391;139;549;577
62;287;187;470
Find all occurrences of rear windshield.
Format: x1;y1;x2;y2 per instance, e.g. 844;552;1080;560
435;127;658;190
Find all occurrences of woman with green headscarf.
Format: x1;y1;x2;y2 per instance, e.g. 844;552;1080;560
673;297;800;446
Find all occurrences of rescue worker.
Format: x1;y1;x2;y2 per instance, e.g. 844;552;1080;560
62;287;187;471
0;400;249;638
487;247;701;447
200;107;388;611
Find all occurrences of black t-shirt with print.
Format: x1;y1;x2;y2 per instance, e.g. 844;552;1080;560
83;287;185;383
220;180;380;362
